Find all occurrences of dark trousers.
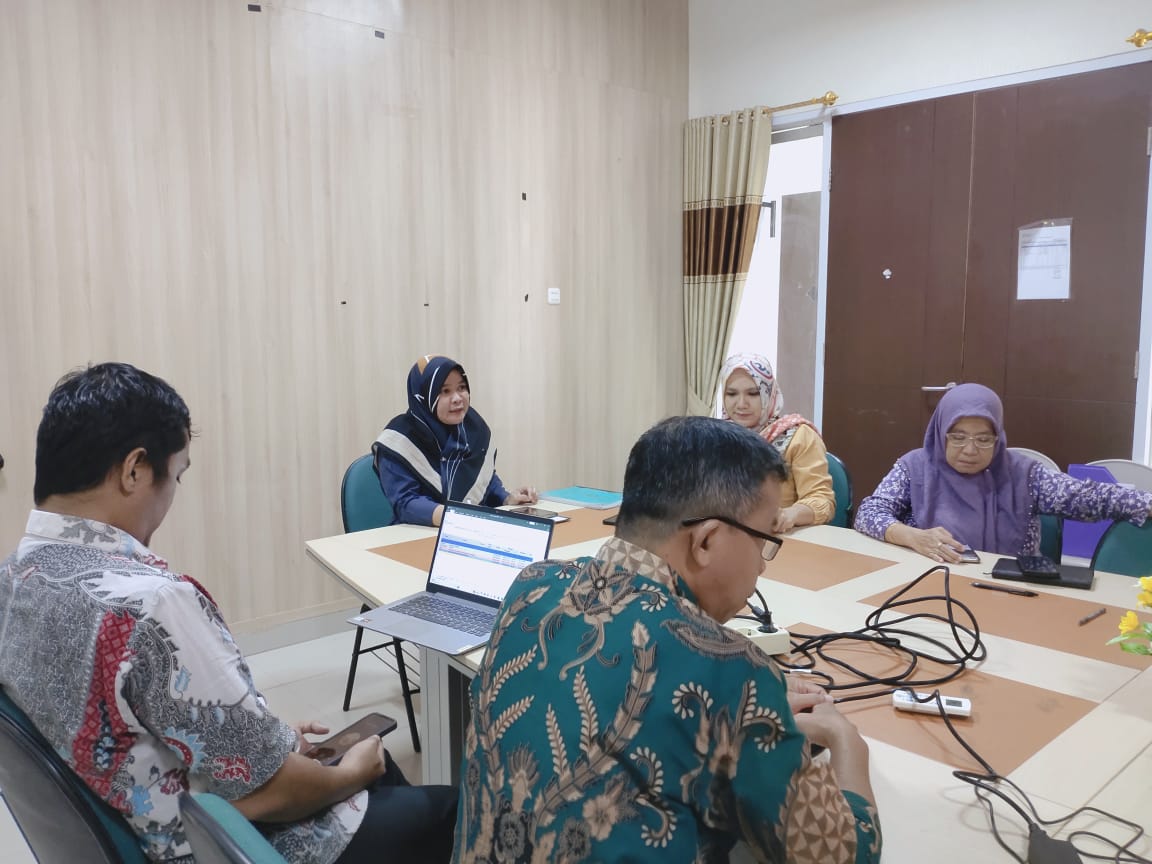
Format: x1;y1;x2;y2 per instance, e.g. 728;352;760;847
335;753;458;864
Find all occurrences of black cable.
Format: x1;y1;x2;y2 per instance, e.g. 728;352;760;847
753;563;1151;863
776;564;986;701
973;783;1028;864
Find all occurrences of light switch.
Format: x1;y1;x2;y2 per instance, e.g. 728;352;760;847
547;287;561;305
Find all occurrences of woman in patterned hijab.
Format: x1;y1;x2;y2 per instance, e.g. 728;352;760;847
717;353;836;532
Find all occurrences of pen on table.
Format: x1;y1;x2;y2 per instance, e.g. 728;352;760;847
970;582;1038;598
1077;607;1107;627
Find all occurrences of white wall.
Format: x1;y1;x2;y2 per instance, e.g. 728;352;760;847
690;0;1151;116
724;134;824;373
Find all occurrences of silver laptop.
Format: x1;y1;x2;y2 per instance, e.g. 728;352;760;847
349;502;555;655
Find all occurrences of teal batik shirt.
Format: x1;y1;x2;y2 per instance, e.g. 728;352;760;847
453;537;881;864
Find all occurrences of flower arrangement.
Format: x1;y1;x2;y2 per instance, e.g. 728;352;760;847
1108;576;1152;656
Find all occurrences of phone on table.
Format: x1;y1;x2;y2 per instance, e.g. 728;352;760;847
958;547;981;565
303;712;397;766
602;513;618;526
508;506;570;523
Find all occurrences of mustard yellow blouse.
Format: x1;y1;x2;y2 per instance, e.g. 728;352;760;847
779;423;835;524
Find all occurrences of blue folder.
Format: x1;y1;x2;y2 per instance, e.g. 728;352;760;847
540;486;623;509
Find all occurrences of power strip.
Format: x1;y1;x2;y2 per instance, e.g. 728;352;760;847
725;621;792;656
891;689;972;718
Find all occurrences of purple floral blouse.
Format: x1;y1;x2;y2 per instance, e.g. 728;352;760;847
855;462;1152;555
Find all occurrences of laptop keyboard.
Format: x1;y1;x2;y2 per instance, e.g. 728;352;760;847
392;595;496;638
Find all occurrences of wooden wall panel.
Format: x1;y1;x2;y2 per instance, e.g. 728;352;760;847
0;0;688;629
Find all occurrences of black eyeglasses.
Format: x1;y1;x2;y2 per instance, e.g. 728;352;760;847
681;516;784;562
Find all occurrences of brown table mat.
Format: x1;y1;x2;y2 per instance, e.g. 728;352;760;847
369;507;618;570
859;571;1152;670
551;506;618;546
787;623;1096;773
764;538;897;590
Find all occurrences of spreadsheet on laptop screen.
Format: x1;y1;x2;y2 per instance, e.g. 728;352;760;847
428;506;553;603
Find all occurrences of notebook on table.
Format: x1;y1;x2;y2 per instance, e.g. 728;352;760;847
350;502;555;655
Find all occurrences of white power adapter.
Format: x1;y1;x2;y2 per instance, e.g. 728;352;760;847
725;620;792;656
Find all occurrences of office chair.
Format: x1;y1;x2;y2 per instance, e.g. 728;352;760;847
179;792;286;864
0;686;147;864
825;452;854;528
1038;513;1063;562
1086;459;1152;492
340;453;421;752
1008;446;1060;473
1090;519;1152;577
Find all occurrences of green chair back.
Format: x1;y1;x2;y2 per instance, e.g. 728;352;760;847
1038;513;1063;561
1090;519;1152;577
0;686;147;863
825;452;854;528
179;792;287;864
341;453;395;532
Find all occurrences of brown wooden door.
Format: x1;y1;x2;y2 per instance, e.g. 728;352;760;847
824;94;973;502
824;62;1152;506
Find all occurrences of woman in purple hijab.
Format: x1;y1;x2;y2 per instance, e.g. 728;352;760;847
854;383;1152;561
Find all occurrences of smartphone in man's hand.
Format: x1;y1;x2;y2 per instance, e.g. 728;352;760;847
303;713;397;766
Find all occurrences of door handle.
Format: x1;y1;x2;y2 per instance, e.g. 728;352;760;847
920;382;957;392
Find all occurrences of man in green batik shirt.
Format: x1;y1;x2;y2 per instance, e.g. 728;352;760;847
453;416;881;863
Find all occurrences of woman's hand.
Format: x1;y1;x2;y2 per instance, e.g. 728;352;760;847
904;526;964;563
772;504;814;534
504;487;539;505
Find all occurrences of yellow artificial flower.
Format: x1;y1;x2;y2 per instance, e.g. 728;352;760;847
1140;575;1152;593
1118;610;1141;636
1139;591;1152;610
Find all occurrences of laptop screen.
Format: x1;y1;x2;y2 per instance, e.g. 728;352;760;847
428;504;554;604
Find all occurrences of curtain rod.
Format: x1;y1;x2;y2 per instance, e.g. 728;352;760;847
761;91;838;115
707;91;838;125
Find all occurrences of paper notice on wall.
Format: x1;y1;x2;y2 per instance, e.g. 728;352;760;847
1017;222;1071;300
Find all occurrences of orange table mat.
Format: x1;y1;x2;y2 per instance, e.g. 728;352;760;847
787;623;1097;773
370;507;617;570
764;538;897;590
859;571;1152;670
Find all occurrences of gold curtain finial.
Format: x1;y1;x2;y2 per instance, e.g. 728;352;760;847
1128;29;1151;48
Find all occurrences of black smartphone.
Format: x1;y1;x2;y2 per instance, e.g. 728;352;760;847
958;547;980;564
509;506;570;523
1015;554;1059;578
602;513;618;526
304;712;397;766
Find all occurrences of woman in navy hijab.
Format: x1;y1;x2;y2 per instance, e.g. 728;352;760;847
374;355;538;525
855;383;1152;560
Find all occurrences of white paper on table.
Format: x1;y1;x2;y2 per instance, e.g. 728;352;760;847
1017;223;1071;300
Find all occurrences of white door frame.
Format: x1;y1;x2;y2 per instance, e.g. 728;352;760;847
791;50;1152;463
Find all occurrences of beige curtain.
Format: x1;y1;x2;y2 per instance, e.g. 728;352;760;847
683;108;772;415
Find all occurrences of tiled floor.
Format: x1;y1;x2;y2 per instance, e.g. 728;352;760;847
0;630;422;861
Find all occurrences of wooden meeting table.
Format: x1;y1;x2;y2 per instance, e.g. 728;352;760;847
306;504;1152;862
